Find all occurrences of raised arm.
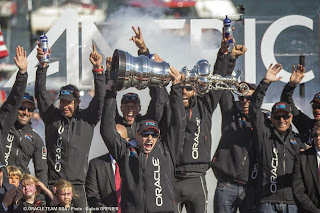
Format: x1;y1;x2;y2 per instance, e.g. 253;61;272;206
85;43;106;125
218;39;247;130
201;38;247;115
34;42;55;124
100;81;127;162
249;64;282;135
166;66;186;163
280;65;313;135
0;46;28;137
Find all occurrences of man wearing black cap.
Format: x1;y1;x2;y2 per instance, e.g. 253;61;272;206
0;46;28;170
3;93;47;186
249;63;305;213
101;66;186;213
35;43;106;212
280;65;316;141
212;57;261;213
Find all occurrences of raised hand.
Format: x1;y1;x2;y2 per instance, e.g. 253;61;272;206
36;41;51;68
230;44;247;59
289;64;305;86
13;46;27;74
152;53;164;62
89;43;103;70
168;66;182;85
129;26;147;52
106;56;112;71
264;63;283;83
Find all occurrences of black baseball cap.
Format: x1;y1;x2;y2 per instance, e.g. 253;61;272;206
22;93;35;107
310;92;320;104
121;93;140;105
58;84;80;101
271;102;292;114
137;120;160;133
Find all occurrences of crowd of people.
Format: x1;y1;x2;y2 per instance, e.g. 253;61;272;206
0;25;318;213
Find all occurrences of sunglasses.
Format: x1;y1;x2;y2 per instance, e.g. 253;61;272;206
19;106;35;112
312;104;320;110
182;85;193;91
123;94;139;101
273;114;290;121
239;95;252;101
140;131;159;138
311;132;320;138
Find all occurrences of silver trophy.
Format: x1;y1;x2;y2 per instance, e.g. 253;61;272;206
110;49;249;96
181;60;249;96
110;49;171;91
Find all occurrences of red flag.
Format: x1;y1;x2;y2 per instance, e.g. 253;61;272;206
0;29;9;58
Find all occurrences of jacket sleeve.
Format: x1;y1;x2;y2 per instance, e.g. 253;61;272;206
281;83;314;135
34;66;56;124
200;51;235;115
292;154;320;213
143;87;167;123
0;72;27;137
33;133;48;186
166;84;186;164
219;91;236;131
100;91;127;162
85;160;107;208
249;80;270;140
84;72;106;125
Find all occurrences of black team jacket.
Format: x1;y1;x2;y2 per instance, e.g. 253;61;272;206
249;80;305;205
35;66;106;185
101;84;186;213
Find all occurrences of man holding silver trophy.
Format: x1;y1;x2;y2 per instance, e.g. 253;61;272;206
107;25;248;212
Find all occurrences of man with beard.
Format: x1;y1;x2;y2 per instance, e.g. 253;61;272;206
4;93;47;186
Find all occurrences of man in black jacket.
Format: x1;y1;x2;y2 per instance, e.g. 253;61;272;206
35;43;106;212
4;93;47;186
101;66;186;213
115;26;167;140
0;46;28;169
293;120;320;213
250;63;305;213
280;65;315;141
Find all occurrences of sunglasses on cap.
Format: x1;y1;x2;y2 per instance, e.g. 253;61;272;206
140;131;159;138
19;106;35;112
59;86;79;97
273;114;290;121
122;93;139;101
239;95;252;101
312;104;320;110
182;85;193;91
24;93;34;101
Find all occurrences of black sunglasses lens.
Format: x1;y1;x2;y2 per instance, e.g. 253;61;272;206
19;106;34;112
239;96;251;101
182;86;193;91
140;132;158;138
312;105;320;109
274;115;290;120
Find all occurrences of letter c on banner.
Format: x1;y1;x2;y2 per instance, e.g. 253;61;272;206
261;15;314;83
